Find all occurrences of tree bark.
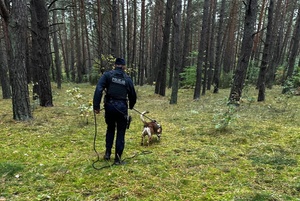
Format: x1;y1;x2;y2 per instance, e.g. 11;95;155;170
223;0;238;74
0;19;11;99
59;10;70;80
80;0;92;76
251;0;267;61
9;0;33;120
229;0;258;104
111;0;118;57
97;0;102;58
52;3;62;89
150;0;163;85
170;0;182;104
266;0;283;88
194;0;209;100
69;15;76;82
138;0;146;85
213;0;226;93
155;0;172;96
181;0;192;78
257;0;274;102
202;0;212;95
286;4;300;79
30;0;53;107
132;0;137;82
206;0;216;91
73;0;82;83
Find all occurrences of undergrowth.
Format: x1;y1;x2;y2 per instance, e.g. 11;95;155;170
0;84;300;201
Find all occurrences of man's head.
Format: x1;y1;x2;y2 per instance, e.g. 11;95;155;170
115;58;126;70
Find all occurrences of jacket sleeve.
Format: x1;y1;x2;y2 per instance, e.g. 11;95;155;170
127;78;137;109
93;73;109;110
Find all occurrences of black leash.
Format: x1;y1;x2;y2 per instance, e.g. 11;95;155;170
92;110;153;170
132;108;155;121
92;110;109;170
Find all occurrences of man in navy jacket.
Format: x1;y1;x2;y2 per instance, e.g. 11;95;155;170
93;58;136;165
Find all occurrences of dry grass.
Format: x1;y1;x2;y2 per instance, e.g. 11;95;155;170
1;83;300;200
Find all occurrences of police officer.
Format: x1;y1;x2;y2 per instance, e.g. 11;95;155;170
93;58;136;165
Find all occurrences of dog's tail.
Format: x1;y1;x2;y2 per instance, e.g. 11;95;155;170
140;111;149;124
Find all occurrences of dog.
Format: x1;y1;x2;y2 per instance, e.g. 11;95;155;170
140;111;162;146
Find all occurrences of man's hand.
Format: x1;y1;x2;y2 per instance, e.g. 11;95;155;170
94;109;100;114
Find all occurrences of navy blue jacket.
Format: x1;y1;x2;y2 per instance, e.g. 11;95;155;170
93;68;136;111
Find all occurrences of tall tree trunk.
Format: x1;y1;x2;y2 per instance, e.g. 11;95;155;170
121;0;126;57
144;4;150;81
155;0;172;96
193;0;209;100
73;0;82;83
126;0;132;76
58;10;69;80
9;0;32;120
223;0;238;74
80;0;92;76
207;0;216;91
138;0;146;85
266;0;283;88
213;0;226;93
30;0;53;107
181;0;192;79
168;23;175;89
79;0;86;77
202;0;212;96
170;0;182;104
31;0;40;99
279;0;296;67
97;0;102;58
52;3;62;89
150;0;163;85
257;0;274;102
285;4;300;80
229;0;258;104
132;0;137;82
0;19;11;99
111;0;118;56
251;0;267;61
69;17;76;82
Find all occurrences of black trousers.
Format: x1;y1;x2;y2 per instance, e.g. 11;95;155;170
104;100;128;159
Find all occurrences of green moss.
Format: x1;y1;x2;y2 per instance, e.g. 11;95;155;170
0;84;300;200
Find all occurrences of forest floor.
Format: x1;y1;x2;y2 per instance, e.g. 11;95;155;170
1;83;300;201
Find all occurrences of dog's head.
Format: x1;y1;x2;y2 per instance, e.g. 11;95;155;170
156;123;162;133
152;120;162;137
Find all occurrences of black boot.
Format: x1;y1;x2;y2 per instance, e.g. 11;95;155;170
114;153;125;165
104;150;111;161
